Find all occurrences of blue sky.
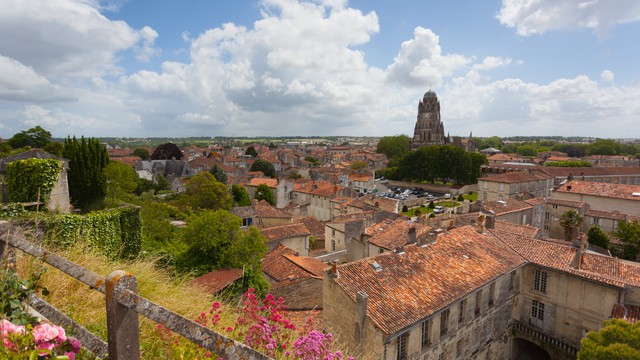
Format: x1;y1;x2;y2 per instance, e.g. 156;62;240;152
1;0;639;139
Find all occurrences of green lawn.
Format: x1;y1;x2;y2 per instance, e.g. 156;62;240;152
435;200;460;208
462;193;478;202
402;206;432;217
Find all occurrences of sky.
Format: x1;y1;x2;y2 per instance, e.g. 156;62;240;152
1;0;639;139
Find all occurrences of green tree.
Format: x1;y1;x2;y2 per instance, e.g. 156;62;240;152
428;201;435;209
304;156;320;166
245;145;259;158
63;136;109;210
181;172;232;210
133;148;151;160
559;210;584;243
209;163;228;184
351;160;368;170
402;205;408;213
287;171;302;180
587;139;620;156
587;225;610;249
0;142;12;157
376;135;412;164
578;319;640;360
516;145;538;157
151;142;183;160
44;142;64;156
104;161;139;199
250;158;276;178
614;220;640;260
8;126;52;149
231;184;251;206
254;184;275;206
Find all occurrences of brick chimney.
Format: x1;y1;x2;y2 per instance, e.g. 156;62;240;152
476;213;486;234
570;233;588;270
407;227;417;244
330;260;339;278
485;211;495;230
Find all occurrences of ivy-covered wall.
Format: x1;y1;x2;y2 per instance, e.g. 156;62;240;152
5;158;62;203
44;206;142;259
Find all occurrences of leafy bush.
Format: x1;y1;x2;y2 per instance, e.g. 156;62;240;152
5;158;62;203
0;204;27;219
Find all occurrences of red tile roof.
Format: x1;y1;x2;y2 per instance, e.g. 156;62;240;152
263;245;326;288
248;178;278;188
481;170;553;184
255;200;292;218
261;223;310;242
294;181;340;197
297;217;325;241
366;218;433;251
611;304;640;324
585;209;628;221
110;156;141;167
545;198;585;208
492;220;540;239
331;225;526;336
482;198;532;216
556;180;640;201
189;269;243;294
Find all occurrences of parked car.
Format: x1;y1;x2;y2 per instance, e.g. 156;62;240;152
426;194;435;200
433;206;445;214
444;193;452;199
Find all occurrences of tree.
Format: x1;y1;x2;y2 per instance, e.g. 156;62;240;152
587;225;610;249
250;158;276;178
457;194;464;201
304;156;320;166
287;171;302;180
104;161;139;199
254;184;275;206
268;142;277;150
376;135;412;164
587;139;620;156
516;145;538;157
231;184;251;206
181;172;232;210
559;210;584;243
402;205;408;213
351;160;368;170
428;201;435;209
8;126;52;149
133;148;151;160
44;142;64;156
63;136;109;210
209;163;228;184
577;319;640;360
151;143;183;160
614;220;640;260
245;145;259;158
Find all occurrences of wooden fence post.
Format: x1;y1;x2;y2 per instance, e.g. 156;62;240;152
106;270;140;360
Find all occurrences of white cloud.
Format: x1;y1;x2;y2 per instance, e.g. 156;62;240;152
497;0;640;37
134;26;161;63
386;27;471;87
600;70;615;82
0;55;74;102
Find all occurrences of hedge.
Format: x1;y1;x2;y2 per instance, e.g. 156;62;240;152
44;206;142;259
5;158;62;203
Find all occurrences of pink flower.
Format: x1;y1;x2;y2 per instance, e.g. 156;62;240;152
67;337;82;353
64;351;76;360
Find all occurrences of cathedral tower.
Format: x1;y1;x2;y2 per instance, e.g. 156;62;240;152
412;90;446;148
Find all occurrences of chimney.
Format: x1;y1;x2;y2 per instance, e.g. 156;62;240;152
330;260;339;278
570;233;588;270
567;185;572;191
355;291;368;344
485;211;495;230
476;213;486;234
407;227;417;244
425;231;437;244
395;246;405;255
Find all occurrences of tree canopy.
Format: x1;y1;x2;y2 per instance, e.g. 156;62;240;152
133;148;151;160
587;225;610;249
209;163;228;184
376;135;412;164
613;220;640;260
151;143;183;160
250;158;276;178
104;161;139;199
8;126;52;149
63;136;109;210
181;172;232;210
254;183;275;206
578;319;640;360
245;145;259;158
559;210;584;242
231;184;251;206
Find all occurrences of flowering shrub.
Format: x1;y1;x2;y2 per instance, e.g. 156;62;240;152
1;319;82;359
156;288;353;359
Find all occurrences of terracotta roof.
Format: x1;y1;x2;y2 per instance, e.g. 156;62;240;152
480;170;553;184
585;209;628;221
248;177;278;188
482;198;532;216
110;156;141;167
108;148;132;157
293;181;340;197
297;217;326;241
261;223;310;241
524;197;546;206
366;218;433;251
545;198;585;208
556;181;640;201
349;173;373;182
543;166;640;177
255;200;292;219
492;220;540;239
189;269;243;294
331;225;526;336
611;304;640;324
263;245;326;287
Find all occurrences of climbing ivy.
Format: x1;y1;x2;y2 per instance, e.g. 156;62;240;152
5;158;62;203
44;206;142;259
0;203;27;219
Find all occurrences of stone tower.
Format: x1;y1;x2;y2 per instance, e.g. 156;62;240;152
412;90;446;148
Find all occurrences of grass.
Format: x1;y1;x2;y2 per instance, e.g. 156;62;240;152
402;206;432;217
462;192;478;202
435;200;460;208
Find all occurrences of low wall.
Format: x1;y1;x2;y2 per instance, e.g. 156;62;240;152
388;181;478;195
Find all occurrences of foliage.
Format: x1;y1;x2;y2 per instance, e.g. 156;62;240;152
1;257;48;326
428;201;435;209
376;135;412;165
587;225;610;249
174;210;267;284
545;160;592;167
613;220;640;260
231;184;252;207
7;126;51;149
254;184;275;206
559;210;584;242
245;146;259;158
103;161;138;199
43;142;64;157
5;158;62;204
457;194;464;201
304;156;320;166
516;145;538;157
389;145;486;185
0;204;27;219
0;142;13;157
181;172;232;210
351;160;368;170
287;171;302;180
577;319;640;360
250;158;276;178
132;147;151;160
401;204;408;212
474;136;503;150
0;320;83;359
209;163;228;184
63;136;109;211
43;206;142;259
151;143;183;160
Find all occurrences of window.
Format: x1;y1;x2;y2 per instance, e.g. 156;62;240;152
486;317;493;342
509;271;516;291
440;309;450;336
532;300;545;321
378;248;384;254
455;339;463;359
544;224;550;231
397;332;408;360
458;299;466;324
331;240;336;252
545;212;550;220
533;269;548;293
553;204;558;209
332;228;336;236
475;290;482;317
488;282;495;308
421;319;431;348
472;326;479;353
499;183;504;191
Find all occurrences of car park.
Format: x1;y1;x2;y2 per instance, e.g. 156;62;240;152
433;206;445;214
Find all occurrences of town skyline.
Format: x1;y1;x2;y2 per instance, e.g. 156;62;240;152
1;0;639;139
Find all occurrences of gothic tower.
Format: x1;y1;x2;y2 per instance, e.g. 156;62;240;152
412;90;446;148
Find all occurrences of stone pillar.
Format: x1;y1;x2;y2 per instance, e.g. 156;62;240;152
106;270;140;360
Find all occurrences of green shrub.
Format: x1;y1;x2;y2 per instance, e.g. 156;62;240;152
0;203;27;219
5;158;62;203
